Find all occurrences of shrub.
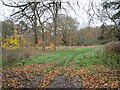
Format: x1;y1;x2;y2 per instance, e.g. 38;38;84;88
102;42;120;69
105;41;120;54
50;42;55;51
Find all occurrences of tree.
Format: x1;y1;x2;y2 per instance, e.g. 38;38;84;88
98;24;118;44
2;0;87;48
84;0;120;41
102;1;120;40
2;1;62;49
102;1;120;30
42;1;61;49
47;15;79;46
58;15;79;46
18;21;28;34
1;20;14;38
2;29;27;49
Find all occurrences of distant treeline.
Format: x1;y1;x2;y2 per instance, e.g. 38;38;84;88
1;18;119;47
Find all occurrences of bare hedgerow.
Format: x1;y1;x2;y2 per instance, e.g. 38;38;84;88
103;42;120;69
105;41;120;54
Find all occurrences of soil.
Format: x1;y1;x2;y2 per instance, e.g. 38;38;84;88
49;74;82;88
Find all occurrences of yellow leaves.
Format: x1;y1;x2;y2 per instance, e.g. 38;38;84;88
9;39;18;45
9;39;14;44
21;38;27;44
2;36;20;49
13;29;19;35
50;42;55;51
2;29;27;49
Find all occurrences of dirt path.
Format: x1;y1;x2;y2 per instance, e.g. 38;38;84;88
2;61;56;88
49;74;82;88
2;57;119;88
2;58;83;88
47;56;83;88
2;64;119;88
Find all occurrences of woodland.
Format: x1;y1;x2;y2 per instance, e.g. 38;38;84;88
0;0;120;88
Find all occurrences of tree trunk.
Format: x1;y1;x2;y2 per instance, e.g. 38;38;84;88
62;38;67;46
41;27;45;50
52;18;57;50
52;2;59;50
33;27;38;45
116;34;120;41
33;4;38;46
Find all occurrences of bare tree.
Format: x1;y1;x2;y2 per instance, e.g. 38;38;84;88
83;0;120;41
2;0;86;48
42;1;61;49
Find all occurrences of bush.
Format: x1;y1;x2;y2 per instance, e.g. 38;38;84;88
50;43;55;51
102;42;120;69
105;41;120;54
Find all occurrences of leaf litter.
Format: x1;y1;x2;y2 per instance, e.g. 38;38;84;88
2;60;120;88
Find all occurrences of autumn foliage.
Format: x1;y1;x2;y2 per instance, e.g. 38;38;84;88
2;30;27;49
50;42;55;51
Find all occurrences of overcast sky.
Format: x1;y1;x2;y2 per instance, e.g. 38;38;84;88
0;0;103;28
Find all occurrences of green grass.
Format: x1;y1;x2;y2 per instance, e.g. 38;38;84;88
4;46;120;70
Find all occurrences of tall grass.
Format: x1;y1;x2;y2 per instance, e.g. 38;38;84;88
2;48;50;67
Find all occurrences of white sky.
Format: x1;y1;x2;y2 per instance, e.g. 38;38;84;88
0;0;103;28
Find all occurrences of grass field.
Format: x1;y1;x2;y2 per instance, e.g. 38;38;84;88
2;46;120;88
6;46;119;69
7;47;97;66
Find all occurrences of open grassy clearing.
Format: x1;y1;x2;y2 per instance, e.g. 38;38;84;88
2;46;120;88
6;47;97;67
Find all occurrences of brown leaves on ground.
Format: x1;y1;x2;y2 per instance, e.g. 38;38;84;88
82;69;119;88
2;61;56;88
4;61;56;74
63;66;119;88
38;58;81;88
2;61;120;88
71;65;119;88
39;67;60;88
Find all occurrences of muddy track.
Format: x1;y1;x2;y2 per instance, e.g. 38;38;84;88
38;67;59;88
38;56;83;88
2;61;56;88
